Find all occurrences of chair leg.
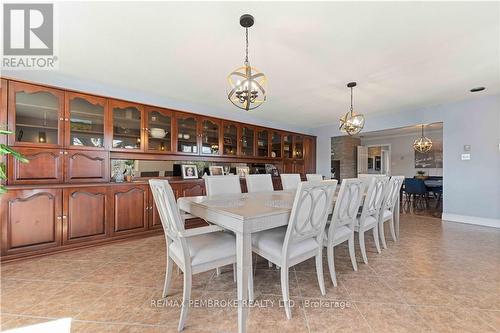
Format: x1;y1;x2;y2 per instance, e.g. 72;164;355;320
359;231;368;264
178;267;192;332
280;266;292;320
348;235;358;272
315;252;326;295
379;220;387;249
163;256;174;298
216;267;221;276
389;216;397;242
373;225;381;254
233;263;236;283
327;245;338;287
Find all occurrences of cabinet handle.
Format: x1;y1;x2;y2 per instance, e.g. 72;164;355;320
64;151;68;155
59;151;63;154
62;215;67;219
59;117;64;121
57;216;62;220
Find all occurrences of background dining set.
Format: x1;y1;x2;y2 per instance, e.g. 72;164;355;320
402;176;443;209
149;172;404;332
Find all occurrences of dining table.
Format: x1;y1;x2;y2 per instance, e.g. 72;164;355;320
177;189;400;333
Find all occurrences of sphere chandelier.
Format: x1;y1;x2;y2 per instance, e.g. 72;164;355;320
339;82;365;136
413;124;433;153
227;14;267;111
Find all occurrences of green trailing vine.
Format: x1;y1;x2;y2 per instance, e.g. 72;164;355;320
0;127;28;194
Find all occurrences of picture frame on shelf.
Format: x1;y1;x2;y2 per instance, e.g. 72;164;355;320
223;137;232;145
209;166;224;176
181;165;198;179
236;166;250;178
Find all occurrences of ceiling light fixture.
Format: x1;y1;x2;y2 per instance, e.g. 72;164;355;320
413;124;433;153
227;14;267;111
339;82;365;136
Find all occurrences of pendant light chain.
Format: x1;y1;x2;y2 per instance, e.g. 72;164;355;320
245;28;249;64
350;86;354;115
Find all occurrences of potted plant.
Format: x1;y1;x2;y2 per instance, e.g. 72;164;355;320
415;170;427;180
124;160;135;182
1;127;28;194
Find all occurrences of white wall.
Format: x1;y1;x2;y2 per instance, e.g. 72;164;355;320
360;129;443;177
311;95;500;227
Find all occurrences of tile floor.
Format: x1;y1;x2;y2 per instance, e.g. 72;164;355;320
1;214;499;332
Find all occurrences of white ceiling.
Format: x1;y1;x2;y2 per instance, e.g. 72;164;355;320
4;2;499;130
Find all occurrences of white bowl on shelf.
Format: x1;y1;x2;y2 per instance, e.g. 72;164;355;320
150;128;166;138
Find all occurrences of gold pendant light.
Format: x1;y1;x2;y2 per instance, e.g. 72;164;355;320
227;14;267;111
413;124;433;153
339;82;365;136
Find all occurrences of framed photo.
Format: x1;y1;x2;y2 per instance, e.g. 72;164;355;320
236;166;250;178
181;165;198;179
209;166;224;176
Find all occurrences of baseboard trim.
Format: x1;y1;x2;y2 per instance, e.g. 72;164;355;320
442;213;500;229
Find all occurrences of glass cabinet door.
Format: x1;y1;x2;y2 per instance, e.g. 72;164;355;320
9;82;64;146
145;107;172;152
257;129;269;157
111;101;143;150
176;113;198;154
283;134;293;159
271;131;282;158
294;135;304;159
66;93;106;149
240;126;254;156
222;122;238;156
200;118;220;155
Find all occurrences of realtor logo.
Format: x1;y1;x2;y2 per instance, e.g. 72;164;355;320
4;3;53;55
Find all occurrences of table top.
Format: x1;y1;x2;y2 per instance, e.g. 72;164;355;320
178;191;296;221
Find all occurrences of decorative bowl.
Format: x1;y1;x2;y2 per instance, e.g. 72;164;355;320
150;128;166;139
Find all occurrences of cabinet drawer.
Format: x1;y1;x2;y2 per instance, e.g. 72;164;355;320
8;148;63;184
65;150;109;183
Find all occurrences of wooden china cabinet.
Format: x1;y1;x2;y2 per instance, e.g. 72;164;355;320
0;77;316;262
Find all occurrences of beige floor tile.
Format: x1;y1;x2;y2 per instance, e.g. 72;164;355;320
355;302;431;332
305;301;371;332
413;306;497;332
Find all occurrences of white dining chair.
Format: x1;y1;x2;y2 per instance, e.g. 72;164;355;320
149;179;239;331
306;174;323;181
252;180;338;319
204;175;241;196
245;174;274;193
378;176;404;248
324;178;364;286
280;173;301;191
355;176;389;264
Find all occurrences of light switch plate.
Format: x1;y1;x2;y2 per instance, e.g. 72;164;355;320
461;153;471;160
464;145;471;151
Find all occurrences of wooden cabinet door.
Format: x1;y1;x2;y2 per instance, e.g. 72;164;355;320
256;128;270;157
294;135;304;159
144;107;173;153
294;160;305;175
110;100;144;151
0;189;62;256
8;147;63;184
65;92;108;150
110;185;148;235
180;181;206;197
271;131;282;158
199;117;221;156
0;79;7;145
174;112;198;154
64;150;109;183
283;133;293;159
147;190;163;230
8;82;64;147
239;125;255;156
222;121;238;156
304;136;316;174
63;187;108;244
